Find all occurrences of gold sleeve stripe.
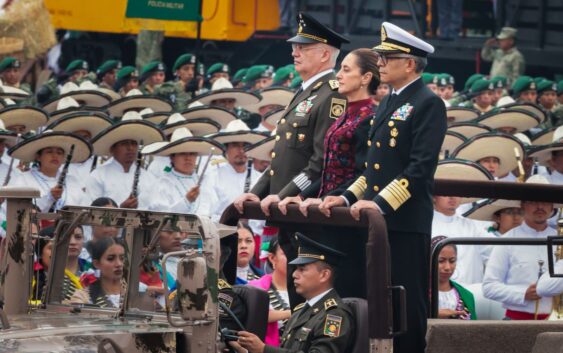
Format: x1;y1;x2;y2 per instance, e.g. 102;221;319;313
379;178;411;211
348;176;367;200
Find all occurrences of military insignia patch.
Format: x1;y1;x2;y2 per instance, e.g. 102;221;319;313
391;103;414;121
330;98;346;119
218;292;233;310
323;314;343;337
329;80;339;90
324;298;338;310
295;99;314;115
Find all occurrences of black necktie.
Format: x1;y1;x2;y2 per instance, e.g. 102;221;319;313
290;87;304;105
297;303;311;319
387;93;397;107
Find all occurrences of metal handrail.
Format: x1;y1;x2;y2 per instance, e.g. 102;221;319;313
220;202;397;340
430;237;557;318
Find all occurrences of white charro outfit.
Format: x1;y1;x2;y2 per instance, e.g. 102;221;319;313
158;168;217;217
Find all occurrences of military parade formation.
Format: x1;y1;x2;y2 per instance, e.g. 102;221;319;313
0;10;563;353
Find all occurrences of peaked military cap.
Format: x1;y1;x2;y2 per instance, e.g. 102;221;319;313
0;57;20;72
536;79;557;95
372;22;434;57
173;53;197;72
207;63;230;77
140;61;166;81
289;232;345;267
96;59;122;78
65;59;89;73
512;76;536;96
287;12;350;49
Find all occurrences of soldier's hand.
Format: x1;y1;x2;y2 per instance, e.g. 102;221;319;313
260;194;281;216
237;331;265;353
350;200;380;221
278;195;303;215
318;196;345;217
525;283;541;301
120;196;139;209
50;185;63;200
485;38;497;46
234;193;260;214
299;197;322;217
186;185;200;202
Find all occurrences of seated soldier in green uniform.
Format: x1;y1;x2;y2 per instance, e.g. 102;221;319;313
448;73;484;107
490;76;508;106
139;61;166;95
536;79;562;127
0;57;32;94
163;53;200;110
232;68;249;88
243;65;275;91
207;63;230;86
96;60;122;90
230;232;355;353
464;78;495;114
511;75;537;104
271;67;295;88
115;66;139;97
36;59;89;104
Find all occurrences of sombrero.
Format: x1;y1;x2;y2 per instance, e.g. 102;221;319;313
180;102;237;129
446;107;480;124
8;130;92;163
159;113;221;137
191;78;261;108
48;96;105;123
244;87;294;114
434;158;494;203
210;119;267;145
0;104;49;133
0;83;30;100
264;107;285;126
528;126;563;164
498;102;546;124
441;131;466;157
45;111;113;138
475;108;540;133
531;126;557;146
105;89;173;118
463;199;522;221
245;134;275;161
90;111;165;156
447;122;491;138
451;132;525;176
141;109;170;125
41;82;112;114
142;127;224;156
97;87;122;101
0;120;18;146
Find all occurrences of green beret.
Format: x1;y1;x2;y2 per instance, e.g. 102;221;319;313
558;80;563;96
140;61;165;81
469;79;494;94
172;54;197;72
289;75;303;90
422;73;438;85
243;65;274;83
437;73;454;87
490;76;508;89
206;63;229;77
512;75;536;96
284;63;296;73
273;66;295;85
65;59;89;73
536;79;557;95
117;66;139;81
534;77;547;85
232;68;248;84
464;74;484;91
0;57;20;72
96;60;122;77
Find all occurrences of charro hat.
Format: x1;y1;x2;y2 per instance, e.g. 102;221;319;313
0;102;49;133
0;120;18;145
192;78;261;108
441;131;467;157
42;81;112;114
496;101;546;123
8;130;92;163
446;107;480;124
141;127;224;157
96;60;122;79
447;122;491;138
528;126;563;164
463;199;522;221
287;12;350;49
245;87;294;114
531;126;557;146
434;159;494;203
45;111;112;138
475;108;540;133
106;89;173;118
47;96;103;123
90;111;165;156
289;232;345;266
0;83;30;100
372;21;434;57
180;102;237;129
451;132;525;176
264;107;285;125
0;57;20;72
210;119;267;145
496;27;517;40
245;133;275;161
173;54;197;72
159;112;220;137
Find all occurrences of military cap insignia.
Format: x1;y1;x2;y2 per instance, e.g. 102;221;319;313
328;80;339;90
391;103;414;121
324;298;338;310
323;314;343;337
530;82;536;89
330;98;346;119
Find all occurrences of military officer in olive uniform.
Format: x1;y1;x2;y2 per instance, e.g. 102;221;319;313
231;232;355;353
96;60;122;90
481;27;525;86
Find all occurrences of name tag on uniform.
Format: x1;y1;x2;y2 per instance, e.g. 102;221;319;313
391;103;414;121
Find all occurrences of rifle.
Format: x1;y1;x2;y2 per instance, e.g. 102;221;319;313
48;144;75;213
131;143;143;198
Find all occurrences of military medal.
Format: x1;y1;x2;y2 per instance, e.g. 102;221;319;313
391;103;414;121
323;314;343;337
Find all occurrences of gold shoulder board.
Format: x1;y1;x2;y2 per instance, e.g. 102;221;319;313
324;298;338;310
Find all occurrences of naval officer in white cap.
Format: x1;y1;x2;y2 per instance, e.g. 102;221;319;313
319;22;447;353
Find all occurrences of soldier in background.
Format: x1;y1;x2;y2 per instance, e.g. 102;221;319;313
0;57;32;94
115;66;139;97
36;59;89;104
139;61;166;95
163;53;200;110
243;65;274;91
232;68;249;88
536;80;562;127
271;66;294;88
96;60;122;90
207;63;230;85
464;79;494;114
511;76;537;104
481;27;525;86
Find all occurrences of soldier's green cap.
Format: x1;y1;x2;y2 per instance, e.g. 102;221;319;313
490;76;508;89
437;73;454;87
116;66;139;81
243;65;274;84
422;73;438;85
206;63;230;77
0;57;20;72
273;66;295;85
232;68;248;84
289;75;303;90
464;74;484;91
284;64;296;72
172;54;197;72
140;61;165;82
65;59;89;73
536;79;557;95
96;60;122;77
512;75;537;96
469;79;494;94
496;27;517;40
558;80;563;96
534;77;547;85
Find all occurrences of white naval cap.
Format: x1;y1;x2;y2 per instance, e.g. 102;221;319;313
372;22;435;57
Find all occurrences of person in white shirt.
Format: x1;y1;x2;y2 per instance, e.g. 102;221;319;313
0;123;18;237
537;259;563;301
87;111;165;210
464;198;523;237
483;175;558;320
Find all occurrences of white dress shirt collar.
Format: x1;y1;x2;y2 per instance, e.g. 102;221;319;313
301;69;334;91
392;76;421;95
306;288;333;307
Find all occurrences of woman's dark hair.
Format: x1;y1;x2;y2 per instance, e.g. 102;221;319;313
237;221;254;236
91;197;118;207
431;235;457;255
266;236;281;269
90;237;124;263
350;48;381;94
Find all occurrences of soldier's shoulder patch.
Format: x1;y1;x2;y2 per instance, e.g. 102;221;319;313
218;278;231;290
330;98;346;119
313;81;323;90
328;80;339;90
323;314;343;337
324;298;338;310
293;302;306;312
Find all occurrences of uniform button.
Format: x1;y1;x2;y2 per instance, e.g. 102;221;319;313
373;185;379;192
376;141;381;148
293;122;298;128
370;119;374;126
388;121;395;127
271;152;276;159
364;162;367;168
367;140;372;147
280;118;286;124
374;163;380;170
275;135;280;141
269;170;275;176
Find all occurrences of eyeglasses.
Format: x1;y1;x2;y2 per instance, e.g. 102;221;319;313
375;53;412;66
291;44;323;53
499;208;524;216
